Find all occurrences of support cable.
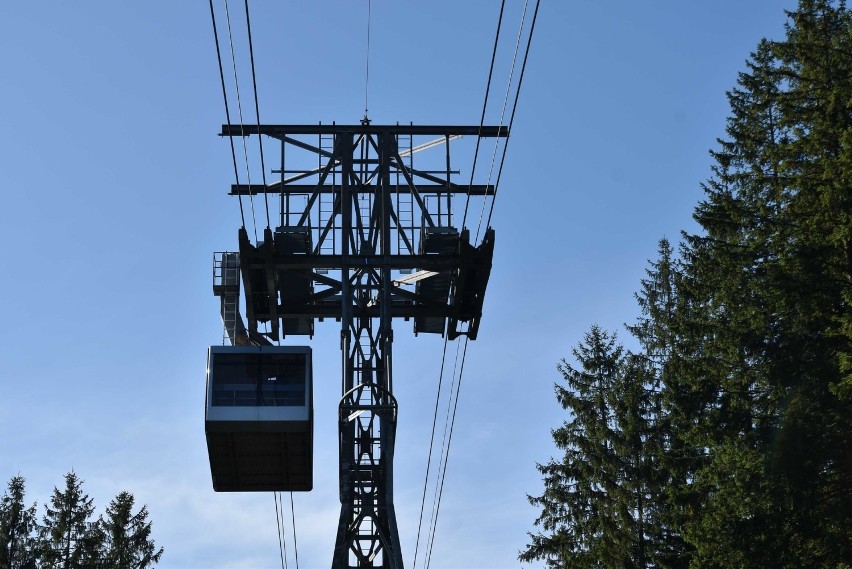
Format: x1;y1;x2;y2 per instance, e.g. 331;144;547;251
412;331;451;569
424;338;469;569
461;0;506;230
290;492;300;569
274;492;288;569
474;0;529;243
418;5;528;563
422;7;540;556
243;0;271;229
224;0;259;243
364;0;372;120
416;9;509;551
423;340;463;568
484;0;541;233
208;0;246;228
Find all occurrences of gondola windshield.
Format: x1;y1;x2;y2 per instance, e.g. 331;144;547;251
210;351;306;407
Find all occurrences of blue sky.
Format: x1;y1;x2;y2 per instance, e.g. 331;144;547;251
0;1;798;567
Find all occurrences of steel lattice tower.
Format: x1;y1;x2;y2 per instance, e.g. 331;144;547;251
218;121;506;568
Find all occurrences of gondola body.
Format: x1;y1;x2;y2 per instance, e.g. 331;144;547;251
205;345;313;492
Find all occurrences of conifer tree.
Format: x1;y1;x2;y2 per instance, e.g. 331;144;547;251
769;6;852;559
0;476;39;569
610;353;658;569
626;240;691;567
524;1;852;566
40;472;101;569
676;1;852;563
521;327;655;568
100;492;162;569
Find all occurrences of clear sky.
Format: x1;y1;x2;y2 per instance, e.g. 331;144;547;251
0;1;798;567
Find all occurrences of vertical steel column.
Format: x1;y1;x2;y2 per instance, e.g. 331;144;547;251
334;132;356;565
333;131;403;569
339;133;354;398
377;133;402;568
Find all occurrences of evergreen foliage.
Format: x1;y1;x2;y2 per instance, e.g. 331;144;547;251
100;492;163;569
520;327;657;568
627;240;691;568
0;477;39;569
0;474;162;569
40;472;101;569
523;0;852;566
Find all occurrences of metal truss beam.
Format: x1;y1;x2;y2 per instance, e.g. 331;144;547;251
231;184;495;196
221;123;509;137
239;254;465;270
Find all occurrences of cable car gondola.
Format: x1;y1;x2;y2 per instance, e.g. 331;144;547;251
205;345;313;492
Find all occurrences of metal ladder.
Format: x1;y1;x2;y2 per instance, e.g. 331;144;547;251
318;131;337;258
220;295;240;345
213;252;242;345
395;134;415;256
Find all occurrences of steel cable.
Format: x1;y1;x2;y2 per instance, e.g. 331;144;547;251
461;0;506;231
274;492;289;569
224;0;259;243
423;339;463;568
208;0;246;229
412;331;451;569
485;0;541;232
419;3;541;564
290;492;300;569
421;5;543;559
424;337;469;569
243;0;271;229
474;0;530;243
415;5;509;563
364;0;372;120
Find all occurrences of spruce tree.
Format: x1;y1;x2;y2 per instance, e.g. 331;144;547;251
611;353;658;569
40;472;101;569
521;327;655;568
675;1;852;564
769;5;852;559
524;1;852;566
626;240;691;567
0;476;39;569
100;492;162;569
